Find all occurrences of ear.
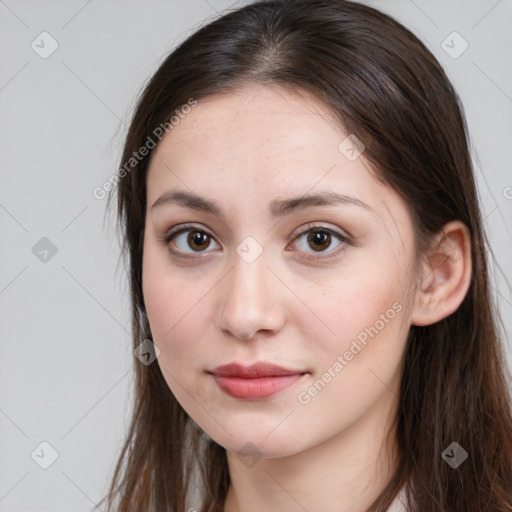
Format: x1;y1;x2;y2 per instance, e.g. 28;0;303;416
411;220;472;326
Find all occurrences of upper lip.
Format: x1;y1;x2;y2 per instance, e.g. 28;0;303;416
209;362;306;378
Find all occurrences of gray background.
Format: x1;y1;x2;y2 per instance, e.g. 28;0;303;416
0;1;511;510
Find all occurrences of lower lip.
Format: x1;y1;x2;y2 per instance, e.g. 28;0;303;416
211;374;304;399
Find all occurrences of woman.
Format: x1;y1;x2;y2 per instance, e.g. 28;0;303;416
100;1;512;510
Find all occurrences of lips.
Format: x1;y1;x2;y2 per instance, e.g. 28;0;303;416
210;362;304;378
208;362;307;399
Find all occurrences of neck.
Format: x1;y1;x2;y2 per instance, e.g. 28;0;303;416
223;389;400;512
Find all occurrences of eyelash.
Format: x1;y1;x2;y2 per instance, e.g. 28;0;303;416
158;223;351;261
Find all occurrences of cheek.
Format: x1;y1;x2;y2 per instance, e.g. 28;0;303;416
311;256;410;372
292;267;409;433
142;248;215;376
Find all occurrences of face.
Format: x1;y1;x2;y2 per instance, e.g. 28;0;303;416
142;84;418;458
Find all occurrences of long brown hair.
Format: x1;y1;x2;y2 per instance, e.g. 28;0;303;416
99;1;512;510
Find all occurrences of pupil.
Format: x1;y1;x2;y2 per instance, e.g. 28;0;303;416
309;231;330;252
189;231;209;251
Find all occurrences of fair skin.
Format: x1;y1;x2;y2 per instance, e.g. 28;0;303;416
142;85;472;512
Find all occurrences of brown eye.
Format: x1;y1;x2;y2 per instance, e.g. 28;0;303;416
186;231;211;251
165;226;221;255
292;225;349;260
307;230;332;252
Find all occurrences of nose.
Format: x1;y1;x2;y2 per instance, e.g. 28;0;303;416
216;249;287;341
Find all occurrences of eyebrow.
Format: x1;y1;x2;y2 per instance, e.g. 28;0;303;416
151;190;373;219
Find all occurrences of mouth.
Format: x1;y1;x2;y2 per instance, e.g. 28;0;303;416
208;362;308;399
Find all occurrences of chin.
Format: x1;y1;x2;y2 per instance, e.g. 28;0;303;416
205;426;303;460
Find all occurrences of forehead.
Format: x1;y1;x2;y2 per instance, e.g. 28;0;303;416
146;84;382;201
162;85;342;151
144;85;417;259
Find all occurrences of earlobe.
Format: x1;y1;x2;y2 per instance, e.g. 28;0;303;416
411;221;472;327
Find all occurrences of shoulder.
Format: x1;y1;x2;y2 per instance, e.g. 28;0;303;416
386;485;407;512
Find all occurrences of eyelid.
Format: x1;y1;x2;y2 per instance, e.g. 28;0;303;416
290;222;349;241
161;222;214;241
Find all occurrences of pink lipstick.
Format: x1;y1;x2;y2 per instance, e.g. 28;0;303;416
209;362;306;399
